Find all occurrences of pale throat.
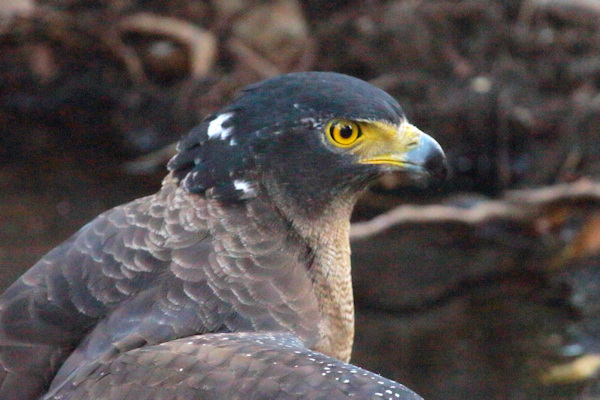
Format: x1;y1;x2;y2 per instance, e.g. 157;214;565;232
288;196;357;363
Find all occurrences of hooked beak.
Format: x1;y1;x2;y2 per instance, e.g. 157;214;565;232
358;123;448;182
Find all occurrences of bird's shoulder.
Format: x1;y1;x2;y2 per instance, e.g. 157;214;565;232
0;181;211;398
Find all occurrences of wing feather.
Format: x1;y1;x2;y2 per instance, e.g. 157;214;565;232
0;192;174;398
47;333;422;400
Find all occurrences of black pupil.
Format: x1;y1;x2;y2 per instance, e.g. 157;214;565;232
339;125;353;139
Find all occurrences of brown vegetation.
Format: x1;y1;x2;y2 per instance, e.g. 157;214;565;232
2;1;600;398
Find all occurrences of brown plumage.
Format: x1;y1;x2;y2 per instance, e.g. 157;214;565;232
0;72;446;399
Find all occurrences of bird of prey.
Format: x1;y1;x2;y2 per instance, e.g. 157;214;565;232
0;72;446;399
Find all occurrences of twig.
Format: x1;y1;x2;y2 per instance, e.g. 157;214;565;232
123;142;177;175
351;179;600;240
226;37;280;79
119;12;217;80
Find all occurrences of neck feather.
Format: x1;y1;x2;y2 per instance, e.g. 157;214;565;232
296;204;355;362
166;173;358;362
266;181;357;362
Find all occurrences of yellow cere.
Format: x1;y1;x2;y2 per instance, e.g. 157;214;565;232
325;119;422;167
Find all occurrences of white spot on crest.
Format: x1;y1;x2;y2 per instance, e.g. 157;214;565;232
207;112;234;140
233;179;257;198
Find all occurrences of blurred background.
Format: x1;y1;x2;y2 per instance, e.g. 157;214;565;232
2;0;600;398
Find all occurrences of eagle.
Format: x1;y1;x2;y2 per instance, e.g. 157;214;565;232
0;72;446;399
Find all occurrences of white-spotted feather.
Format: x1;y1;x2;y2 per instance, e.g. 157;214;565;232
207;113;234;140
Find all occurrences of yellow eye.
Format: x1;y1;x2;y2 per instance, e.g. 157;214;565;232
327;120;362;147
